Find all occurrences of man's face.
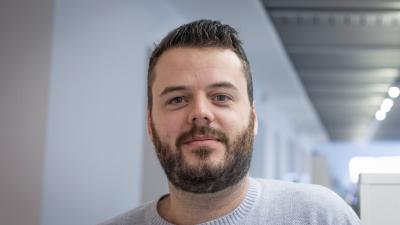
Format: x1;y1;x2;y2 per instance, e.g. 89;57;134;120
148;47;257;193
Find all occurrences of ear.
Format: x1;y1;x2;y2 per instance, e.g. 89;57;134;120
147;110;153;140
252;101;258;136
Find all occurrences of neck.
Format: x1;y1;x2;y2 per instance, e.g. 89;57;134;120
158;176;249;225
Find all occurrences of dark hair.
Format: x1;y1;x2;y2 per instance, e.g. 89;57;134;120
147;19;253;111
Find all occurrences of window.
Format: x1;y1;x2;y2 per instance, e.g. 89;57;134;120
349;156;400;183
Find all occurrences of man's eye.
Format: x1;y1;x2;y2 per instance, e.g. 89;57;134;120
213;94;231;102
168;96;186;105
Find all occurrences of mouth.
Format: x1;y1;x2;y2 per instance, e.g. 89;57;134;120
183;135;221;146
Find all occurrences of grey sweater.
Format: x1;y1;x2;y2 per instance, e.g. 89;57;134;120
100;178;360;225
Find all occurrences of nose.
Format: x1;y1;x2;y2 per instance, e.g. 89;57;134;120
188;95;214;126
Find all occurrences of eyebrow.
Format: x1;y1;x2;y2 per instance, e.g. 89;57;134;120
208;81;239;92
159;81;239;97
160;85;188;97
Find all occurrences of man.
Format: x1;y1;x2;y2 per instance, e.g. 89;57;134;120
101;20;360;225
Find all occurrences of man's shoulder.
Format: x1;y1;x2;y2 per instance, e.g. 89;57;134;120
255;177;345;203
252;178;360;224
98;201;154;225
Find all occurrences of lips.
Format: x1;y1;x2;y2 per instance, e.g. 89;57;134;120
175;126;228;149
184;135;220;145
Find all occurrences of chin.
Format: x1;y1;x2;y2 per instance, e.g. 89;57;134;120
185;148;225;163
185;157;225;171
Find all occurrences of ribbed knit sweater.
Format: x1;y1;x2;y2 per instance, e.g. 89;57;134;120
100;177;360;225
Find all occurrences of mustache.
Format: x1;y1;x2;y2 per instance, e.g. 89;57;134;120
175;125;228;148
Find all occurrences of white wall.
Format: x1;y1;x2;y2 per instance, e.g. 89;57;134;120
251;97;314;182
0;1;54;225
41;1;184;224
312;154;332;188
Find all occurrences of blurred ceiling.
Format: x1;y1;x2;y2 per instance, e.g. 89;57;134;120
263;0;400;141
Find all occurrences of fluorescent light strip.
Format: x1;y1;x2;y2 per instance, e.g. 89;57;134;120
375;86;399;121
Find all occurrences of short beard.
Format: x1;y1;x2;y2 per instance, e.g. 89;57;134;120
150;113;254;193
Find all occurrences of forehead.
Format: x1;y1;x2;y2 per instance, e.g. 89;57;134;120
152;47;247;92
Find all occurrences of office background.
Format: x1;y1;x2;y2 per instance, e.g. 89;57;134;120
1;0;400;225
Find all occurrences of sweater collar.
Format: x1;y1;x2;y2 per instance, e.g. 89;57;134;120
148;177;261;225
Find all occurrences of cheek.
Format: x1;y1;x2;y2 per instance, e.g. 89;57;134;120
217;108;249;128
152;111;186;142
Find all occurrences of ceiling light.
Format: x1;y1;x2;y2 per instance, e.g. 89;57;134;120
380;98;394;112
388;86;400;98
375;110;386;121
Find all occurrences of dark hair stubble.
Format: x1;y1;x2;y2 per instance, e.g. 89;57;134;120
150;112;255;193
